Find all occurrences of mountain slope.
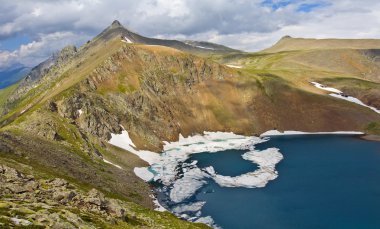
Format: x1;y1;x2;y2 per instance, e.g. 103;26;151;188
0;65;30;89
91;20;241;55
262;36;380;53
1;21;380;228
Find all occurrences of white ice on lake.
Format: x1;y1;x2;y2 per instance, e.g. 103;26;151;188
109;131;284;206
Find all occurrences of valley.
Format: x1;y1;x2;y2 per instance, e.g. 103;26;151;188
0;20;380;228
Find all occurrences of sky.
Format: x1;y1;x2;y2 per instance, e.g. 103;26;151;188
0;0;380;69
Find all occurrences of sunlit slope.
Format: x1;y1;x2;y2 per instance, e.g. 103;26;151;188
263;36;380;53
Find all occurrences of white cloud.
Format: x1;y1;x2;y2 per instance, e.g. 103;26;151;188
1;0;380;68
0;31;90;69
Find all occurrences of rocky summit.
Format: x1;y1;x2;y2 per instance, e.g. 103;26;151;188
0;19;380;228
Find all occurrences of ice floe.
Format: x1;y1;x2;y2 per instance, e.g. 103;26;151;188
170;167;209;203
109;130;283;227
134;167;154;182
194;216;220;229
310;81;380;115
172;201;206;214
213;148;282;188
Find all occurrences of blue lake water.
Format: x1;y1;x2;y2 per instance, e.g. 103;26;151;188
156;135;380;229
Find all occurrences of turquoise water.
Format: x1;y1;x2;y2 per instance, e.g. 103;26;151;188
156;135;380;229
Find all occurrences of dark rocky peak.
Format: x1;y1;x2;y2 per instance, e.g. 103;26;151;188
111;20;122;28
281;35;293;40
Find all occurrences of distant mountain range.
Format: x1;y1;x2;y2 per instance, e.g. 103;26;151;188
0;64;30;89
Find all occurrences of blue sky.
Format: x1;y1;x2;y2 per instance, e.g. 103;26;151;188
0;35;31;51
0;0;380;69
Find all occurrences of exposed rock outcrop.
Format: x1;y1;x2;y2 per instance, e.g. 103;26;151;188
0;164;209;228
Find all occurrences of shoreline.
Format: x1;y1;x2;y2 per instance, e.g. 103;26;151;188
107;129;378;228
360;134;380;142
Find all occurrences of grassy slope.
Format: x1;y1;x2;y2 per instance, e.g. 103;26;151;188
0;83;18;114
262;37;380;53
0;158;210;229
218;42;380;135
1;33;380;227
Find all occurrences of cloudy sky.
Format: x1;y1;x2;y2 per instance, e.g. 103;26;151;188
0;0;380;69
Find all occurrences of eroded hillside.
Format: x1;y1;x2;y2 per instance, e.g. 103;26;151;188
1;22;380;228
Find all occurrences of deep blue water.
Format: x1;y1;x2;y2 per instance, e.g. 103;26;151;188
158;135;380;229
189;149;258;176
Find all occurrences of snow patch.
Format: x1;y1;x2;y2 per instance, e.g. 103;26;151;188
122;36;133;43
311;81;380;115
195;45;215;50
310;81;342;93
330;93;380;114
103;159;123;169
226;64;243;69
108;131;160;165
184;41;215;50
149;194;167;212
11;218;31;226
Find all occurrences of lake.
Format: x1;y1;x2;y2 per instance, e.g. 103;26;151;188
154;134;380;229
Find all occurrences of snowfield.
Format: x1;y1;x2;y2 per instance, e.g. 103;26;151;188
310;81;380;115
226;64;243;69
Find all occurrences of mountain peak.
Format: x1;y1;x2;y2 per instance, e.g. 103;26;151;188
281;35;292;40
111;20;122;27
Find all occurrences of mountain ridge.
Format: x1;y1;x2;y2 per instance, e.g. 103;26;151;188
0;20;380;228
262;36;380;53
92;20;241;55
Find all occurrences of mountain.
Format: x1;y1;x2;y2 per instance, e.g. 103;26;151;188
262;36;380;53
0;21;379;227
91;20;241;55
0;64;30;89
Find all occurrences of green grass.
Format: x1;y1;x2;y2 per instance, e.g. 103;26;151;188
0;83;19;113
366;122;380;135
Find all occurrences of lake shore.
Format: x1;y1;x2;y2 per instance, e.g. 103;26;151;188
361;134;380;142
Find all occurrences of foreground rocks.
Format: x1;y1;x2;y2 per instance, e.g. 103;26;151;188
0;164;209;228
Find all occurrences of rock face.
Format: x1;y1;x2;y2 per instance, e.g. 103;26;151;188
3;45;78;114
0;164;209;228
